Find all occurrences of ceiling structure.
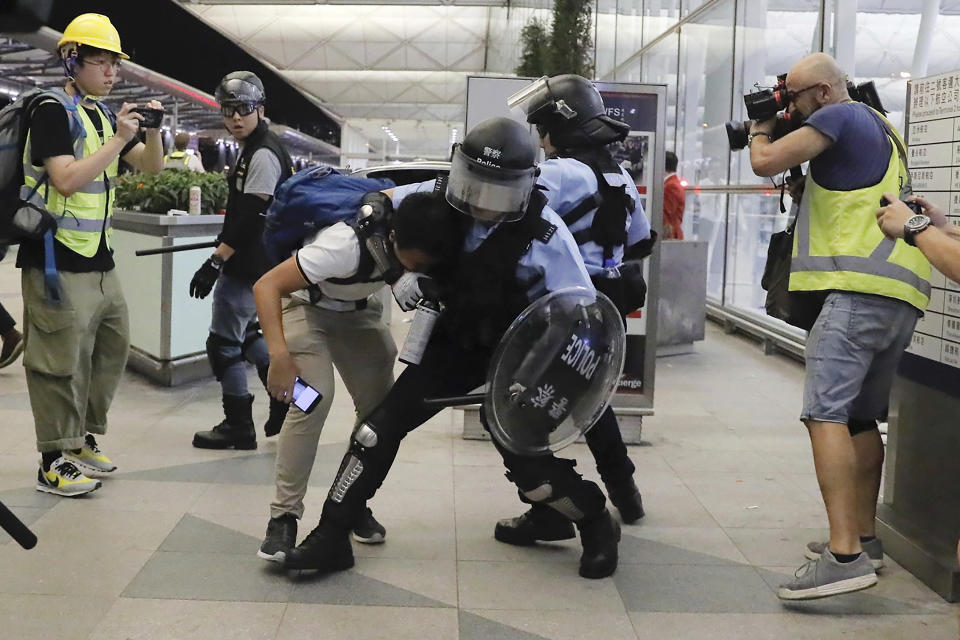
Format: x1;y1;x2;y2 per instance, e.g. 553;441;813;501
176;0;551;160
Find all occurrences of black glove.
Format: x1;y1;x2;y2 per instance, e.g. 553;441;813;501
190;257;222;299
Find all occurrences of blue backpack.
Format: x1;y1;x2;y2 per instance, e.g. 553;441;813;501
262;165;394;267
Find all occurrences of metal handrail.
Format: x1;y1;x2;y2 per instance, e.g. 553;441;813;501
685;183;782;194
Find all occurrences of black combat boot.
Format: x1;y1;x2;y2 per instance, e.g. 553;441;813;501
258;366;289;438
284;521;355;572
605;476;645;524
192;394;257;450
576;509;621;579
494;504;576;546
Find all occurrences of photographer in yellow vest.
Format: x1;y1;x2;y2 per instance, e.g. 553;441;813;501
749;53;930;600
17;13;164;497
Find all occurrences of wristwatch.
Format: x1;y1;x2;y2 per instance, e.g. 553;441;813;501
903;214;932;246
209;254;225;270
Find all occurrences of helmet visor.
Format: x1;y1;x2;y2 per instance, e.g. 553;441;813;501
445;148;536;223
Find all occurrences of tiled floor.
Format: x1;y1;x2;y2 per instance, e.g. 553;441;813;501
1;253;958;639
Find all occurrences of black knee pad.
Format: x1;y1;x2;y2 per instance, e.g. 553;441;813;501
206;332;244;381
848;418;878;436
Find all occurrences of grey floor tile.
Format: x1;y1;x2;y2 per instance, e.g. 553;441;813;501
0;594;113;640
459;611;552;640
724;527;827;567
458;560;625;611
122;550;294;602
89;598;285;640
620;527;749;565
159;513;262;554
614;564;784;613
464;609;639;640
290;568;453;608
277;604;459;640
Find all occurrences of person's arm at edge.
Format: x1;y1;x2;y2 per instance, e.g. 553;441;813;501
877;194;960;284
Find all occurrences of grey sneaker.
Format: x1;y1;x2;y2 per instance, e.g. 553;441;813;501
805;538;884;569
778;550;877;600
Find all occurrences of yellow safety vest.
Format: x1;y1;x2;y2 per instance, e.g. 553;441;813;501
790;109;931;312
21;99;117;258
164;151;190;168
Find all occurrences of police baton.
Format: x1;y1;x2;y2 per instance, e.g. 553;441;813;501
0;499;38;550
135;241;218;257
422;393;484;409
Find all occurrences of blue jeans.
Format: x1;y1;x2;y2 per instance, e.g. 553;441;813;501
209;273;269;397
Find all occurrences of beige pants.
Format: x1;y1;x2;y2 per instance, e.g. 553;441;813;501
270;296;397;519
21;268;130;453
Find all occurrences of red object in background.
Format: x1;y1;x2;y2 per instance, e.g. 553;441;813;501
663;173;686;240
218;209;226;215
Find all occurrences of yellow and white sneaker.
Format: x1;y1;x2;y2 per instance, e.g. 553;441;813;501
64;434;117;474
36;457;101;497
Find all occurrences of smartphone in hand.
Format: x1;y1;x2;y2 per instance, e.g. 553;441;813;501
292;377;322;413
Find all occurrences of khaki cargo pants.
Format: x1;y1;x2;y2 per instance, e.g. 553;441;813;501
271;295;397;520
21;268;130;453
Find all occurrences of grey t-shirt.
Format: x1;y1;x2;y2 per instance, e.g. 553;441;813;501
243;147;283;196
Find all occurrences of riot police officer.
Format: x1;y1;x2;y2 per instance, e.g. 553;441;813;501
190;72;294;449
494;74;652;546
283;117;622;579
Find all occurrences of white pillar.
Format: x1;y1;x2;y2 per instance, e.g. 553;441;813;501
832;0;857;78
911;0;941;79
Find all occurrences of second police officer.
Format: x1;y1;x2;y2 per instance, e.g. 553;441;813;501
281;117;624;579
189;72;294;450
495;74;652;546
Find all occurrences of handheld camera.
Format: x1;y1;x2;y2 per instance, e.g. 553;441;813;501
132;107;164;129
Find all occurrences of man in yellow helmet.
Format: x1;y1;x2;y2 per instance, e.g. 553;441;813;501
749;53;930;599
17;13;164;496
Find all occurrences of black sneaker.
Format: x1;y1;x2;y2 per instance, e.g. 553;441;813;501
257;513;298;563
352;507;386;544
285;522;355;572
494;505;576;546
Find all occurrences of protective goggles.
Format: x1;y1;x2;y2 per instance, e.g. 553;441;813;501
507;76;577;122
445;146;536;223
220;102;259;118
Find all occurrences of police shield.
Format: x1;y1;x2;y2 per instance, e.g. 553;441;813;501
484;287;625;456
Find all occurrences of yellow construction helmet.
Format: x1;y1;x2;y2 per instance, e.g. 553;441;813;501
57;13;129;60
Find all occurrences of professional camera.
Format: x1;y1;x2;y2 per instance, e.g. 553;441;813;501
726;114;801;151
725;74;801;150
847;80;886;115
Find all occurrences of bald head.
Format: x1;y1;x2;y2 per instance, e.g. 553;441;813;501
789;53;845;87
785;53;849;116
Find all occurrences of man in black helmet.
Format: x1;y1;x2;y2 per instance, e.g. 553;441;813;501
281;117;623;580
493;74;652;546
190;71;294;450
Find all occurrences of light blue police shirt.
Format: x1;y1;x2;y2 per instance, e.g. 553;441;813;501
390;180;593;301
536;157;651;277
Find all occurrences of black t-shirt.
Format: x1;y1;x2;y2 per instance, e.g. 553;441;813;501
16;100;137;273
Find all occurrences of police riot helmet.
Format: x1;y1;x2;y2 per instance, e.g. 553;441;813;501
215;71;266;110
445;117;538;223
507;74;630;148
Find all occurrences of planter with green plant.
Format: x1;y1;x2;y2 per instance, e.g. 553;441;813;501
115;169;228;215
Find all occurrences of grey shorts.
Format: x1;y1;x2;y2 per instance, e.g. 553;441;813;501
801;291;919;425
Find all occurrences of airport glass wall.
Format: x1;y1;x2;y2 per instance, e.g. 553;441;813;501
591;0;959;333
